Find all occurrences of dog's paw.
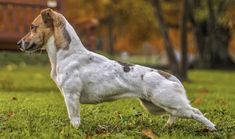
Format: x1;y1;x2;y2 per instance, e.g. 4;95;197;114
207;126;217;131
70;117;80;128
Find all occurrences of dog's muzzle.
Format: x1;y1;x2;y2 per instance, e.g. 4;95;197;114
17;40;39;52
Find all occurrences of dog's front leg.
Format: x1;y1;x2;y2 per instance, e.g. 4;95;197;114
62;88;81;128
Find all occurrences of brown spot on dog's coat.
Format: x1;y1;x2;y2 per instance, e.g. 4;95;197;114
117;61;134;72
158;70;172;79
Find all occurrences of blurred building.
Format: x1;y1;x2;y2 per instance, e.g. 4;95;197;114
0;0;62;50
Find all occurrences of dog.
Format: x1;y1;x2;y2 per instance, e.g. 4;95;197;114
17;8;217;131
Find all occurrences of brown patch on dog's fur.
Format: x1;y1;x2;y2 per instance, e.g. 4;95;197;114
158;70;172;79
54;25;71;49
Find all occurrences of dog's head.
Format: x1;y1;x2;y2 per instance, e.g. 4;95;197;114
17;8;70;52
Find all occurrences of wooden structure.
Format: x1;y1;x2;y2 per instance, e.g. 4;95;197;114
0;0;62;50
76;18;99;51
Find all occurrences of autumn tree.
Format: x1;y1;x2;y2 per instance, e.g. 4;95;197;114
179;0;189;80
64;0;235;77
151;0;191;80
64;0;157;54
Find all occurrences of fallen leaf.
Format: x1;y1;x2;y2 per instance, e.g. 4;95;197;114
142;128;157;139
7;112;14;118
193;97;202;105
216;100;227;106
198;88;209;94
96;125;110;135
85;132;92;139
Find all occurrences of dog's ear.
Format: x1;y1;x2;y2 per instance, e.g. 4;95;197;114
41;8;55;27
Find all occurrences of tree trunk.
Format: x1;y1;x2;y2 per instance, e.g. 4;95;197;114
189;0;234;69
189;0;211;68
107;5;115;56
207;0;216;68
151;0;180;77
179;0;189;81
108;21;114;56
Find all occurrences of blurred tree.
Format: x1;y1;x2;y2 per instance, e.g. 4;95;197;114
180;0;189;80
64;0;157;54
64;0;234;71
151;0;180;77
151;0;191;80
189;0;233;68
151;0;234;79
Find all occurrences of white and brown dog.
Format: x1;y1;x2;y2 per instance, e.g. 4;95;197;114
17;8;216;131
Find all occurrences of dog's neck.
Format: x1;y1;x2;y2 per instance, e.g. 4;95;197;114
45;17;88;80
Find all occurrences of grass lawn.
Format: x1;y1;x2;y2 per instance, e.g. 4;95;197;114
0;56;235;138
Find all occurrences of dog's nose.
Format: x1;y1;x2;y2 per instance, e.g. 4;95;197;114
17;40;30;51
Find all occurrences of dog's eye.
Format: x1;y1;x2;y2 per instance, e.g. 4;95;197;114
30;24;38;31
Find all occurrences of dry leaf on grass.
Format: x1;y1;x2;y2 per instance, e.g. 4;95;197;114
198;88;209;94
85;132;92;139
141;128;157;139
7;112;14;118
193;97;202;105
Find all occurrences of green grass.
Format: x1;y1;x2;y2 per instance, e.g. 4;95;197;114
0;52;50;66
0;59;235;138
0;51;160;67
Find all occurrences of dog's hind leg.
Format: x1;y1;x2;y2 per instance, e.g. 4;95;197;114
154;102;216;131
147;81;216;131
139;99;166;115
169;106;217;131
189;107;217;131
140;99;178;128
149;92;216;131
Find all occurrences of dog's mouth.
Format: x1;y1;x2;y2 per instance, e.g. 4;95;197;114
24;43;42;53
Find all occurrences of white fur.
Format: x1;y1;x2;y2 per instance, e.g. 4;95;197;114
44;16;217;131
